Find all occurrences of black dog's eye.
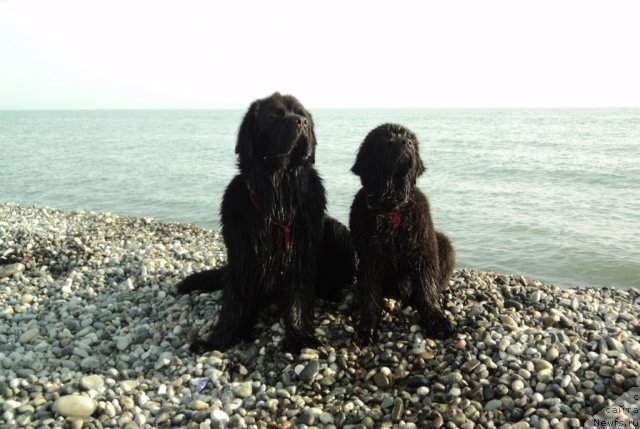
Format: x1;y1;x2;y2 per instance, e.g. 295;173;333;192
267;108;286;122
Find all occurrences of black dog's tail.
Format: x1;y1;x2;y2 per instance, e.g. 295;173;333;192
317;217;357;301
436;231;455;291
176;266;227;294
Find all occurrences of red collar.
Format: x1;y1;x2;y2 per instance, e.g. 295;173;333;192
248;184;294;252
366;195;401;230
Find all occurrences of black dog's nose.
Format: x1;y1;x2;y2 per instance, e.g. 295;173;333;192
295;116;308;127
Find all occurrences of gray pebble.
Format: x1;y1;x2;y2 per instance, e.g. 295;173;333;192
299;360;320;383
373;372;390;388
391;398;404;421
116;335;132;351
233;381;253;398
19;327;39;344
485;399;502;412
532;359;553;371
80;356;100;370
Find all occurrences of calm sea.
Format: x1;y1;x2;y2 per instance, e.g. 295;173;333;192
1;109;638;289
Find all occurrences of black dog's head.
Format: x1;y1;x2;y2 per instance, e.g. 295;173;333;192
236;92;316;175
351;123;426;211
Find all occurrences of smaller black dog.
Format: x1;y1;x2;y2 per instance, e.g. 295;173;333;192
349;123;455;345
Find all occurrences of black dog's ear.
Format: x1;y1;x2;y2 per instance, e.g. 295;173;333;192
309;128;317;164
350;150;364;177
351;137;375;177
236;100;260;164
307;112;317;164
415;157;426;177
412;134;426;178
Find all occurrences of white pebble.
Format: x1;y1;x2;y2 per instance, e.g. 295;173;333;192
417;386;430;396
211;409;230;423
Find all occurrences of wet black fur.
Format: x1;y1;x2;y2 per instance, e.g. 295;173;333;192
177;93;355;353
349;123;455;345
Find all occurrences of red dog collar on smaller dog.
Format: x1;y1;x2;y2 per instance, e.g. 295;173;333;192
365;195;401;231
248;184;294;252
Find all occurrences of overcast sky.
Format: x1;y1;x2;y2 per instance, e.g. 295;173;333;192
1;0;639;109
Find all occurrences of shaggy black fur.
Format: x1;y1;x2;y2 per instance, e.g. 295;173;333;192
349;123;455;345
177;92;355;353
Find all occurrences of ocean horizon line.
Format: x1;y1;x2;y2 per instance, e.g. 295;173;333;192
1;106;639;112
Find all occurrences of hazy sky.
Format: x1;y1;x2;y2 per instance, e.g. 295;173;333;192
1;0;639;109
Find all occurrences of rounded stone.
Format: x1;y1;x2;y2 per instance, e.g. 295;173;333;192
154;352;172;370
211;409;230;423
532;359;553;371
80;356;100;370
319;412;334;424
536;368;554;383
116;335;132;351
21;293;35;305
19;327;40;344
417;386;430;396
485;399;502;412
299;360;320;383
0;262;25;278
53;395;98;418
373;372;391;388
391;398;404;421
80;374;104;391
190;400;209;410
232;381;253;398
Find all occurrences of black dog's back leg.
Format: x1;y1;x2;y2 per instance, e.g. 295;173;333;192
411;265;454;339
176;266;227;294
435;232;455;291
317;217;356;301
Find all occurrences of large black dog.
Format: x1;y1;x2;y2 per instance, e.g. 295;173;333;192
177;93;355;353
349;123;455;345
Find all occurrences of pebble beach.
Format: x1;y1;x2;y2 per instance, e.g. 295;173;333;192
1;202;639;429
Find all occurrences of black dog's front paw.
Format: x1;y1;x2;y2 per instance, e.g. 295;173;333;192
422;311;455;339
189;339;217;353
189;335;234;354
283;334;322;354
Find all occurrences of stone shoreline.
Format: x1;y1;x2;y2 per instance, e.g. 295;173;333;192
1;203;639;429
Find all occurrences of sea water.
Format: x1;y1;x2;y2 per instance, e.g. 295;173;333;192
1;109;638;288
